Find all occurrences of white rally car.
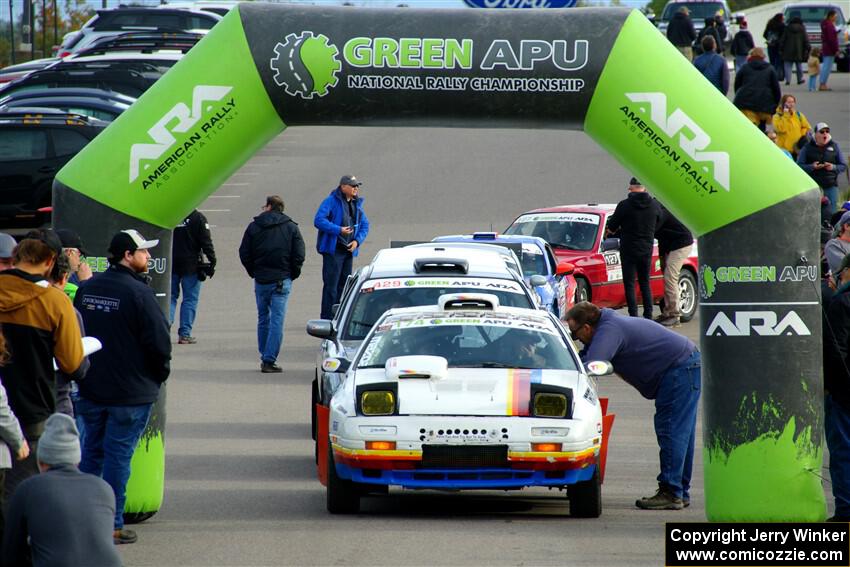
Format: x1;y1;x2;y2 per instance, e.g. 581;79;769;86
317;293;612;517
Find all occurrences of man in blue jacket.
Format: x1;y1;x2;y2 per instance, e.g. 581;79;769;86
314;175;370;320
74;229;171;545
694;36;730;95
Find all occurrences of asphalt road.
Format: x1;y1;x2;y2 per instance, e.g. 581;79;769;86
116;74;850;566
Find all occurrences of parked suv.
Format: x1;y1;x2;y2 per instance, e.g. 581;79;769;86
0;109;107;229
656;0;735;46
57;7;220;58
783;3;849;72
306;243;541;453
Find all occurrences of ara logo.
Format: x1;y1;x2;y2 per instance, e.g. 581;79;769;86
624;92;730;192
270;31;341;99
129;85;233;183
706;310;811;337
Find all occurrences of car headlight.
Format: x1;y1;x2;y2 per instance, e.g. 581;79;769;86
361;391;395;416
533;393;567;418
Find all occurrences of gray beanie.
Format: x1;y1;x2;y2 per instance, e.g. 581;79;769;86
37;413;81;466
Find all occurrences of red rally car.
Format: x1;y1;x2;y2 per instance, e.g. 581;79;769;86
504;204;699;321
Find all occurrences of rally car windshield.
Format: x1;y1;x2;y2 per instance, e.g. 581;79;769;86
505;212;600;251
342;279;533;340
520;250;546;276
357;319;578;370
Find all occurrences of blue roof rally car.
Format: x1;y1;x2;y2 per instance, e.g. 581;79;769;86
317;293;608;517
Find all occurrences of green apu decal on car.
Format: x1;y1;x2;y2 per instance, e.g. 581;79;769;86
584;10;816;236
54;7;285;229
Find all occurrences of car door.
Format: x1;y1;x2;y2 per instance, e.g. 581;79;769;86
0;127;52;220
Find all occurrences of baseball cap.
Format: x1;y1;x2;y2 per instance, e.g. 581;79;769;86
24;228;62;255
816;122;830;132
108;229;159;257
339;175;362;187
0;232;16;258
55;228;89;256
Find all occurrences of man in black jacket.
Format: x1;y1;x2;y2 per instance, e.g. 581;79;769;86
823;253;850;521
733;47;781;132
74;229;171;545
239;196;306;373
655;203;694;327
606;178;661;319
666;6;697;61
170;209;216;345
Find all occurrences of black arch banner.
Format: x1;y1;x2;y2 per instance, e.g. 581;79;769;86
53;4;822;521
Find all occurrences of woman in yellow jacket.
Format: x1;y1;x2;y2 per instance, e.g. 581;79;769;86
772;94;812;157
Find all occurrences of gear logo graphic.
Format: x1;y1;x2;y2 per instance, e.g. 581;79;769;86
270;32;341;99
699;265;716;300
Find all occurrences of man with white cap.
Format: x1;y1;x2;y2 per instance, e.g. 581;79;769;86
3;413;121;566
0;233;15;271
74;229;171;545
798;122;848;212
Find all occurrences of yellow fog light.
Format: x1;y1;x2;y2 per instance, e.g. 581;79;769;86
533;393;567;418
361;391;395;415
366;441;396;451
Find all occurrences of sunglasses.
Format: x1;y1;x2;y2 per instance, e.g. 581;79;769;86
819;129;830;133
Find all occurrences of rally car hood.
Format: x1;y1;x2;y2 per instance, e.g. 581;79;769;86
355;368;585;416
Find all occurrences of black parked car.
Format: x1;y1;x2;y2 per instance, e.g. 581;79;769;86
0;88;135;122
0;54;179;98
0;109;107;229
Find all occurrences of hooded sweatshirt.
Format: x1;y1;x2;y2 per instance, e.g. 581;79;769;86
605;191;662;257
0;270;84;428
733;59;782;114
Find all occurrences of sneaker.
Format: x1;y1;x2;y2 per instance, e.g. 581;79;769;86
661;316;681;328
653;314;670;322
177;336;197;344
114;528;138;545
683;498;690;508
260;362;283;373
635;488;683;510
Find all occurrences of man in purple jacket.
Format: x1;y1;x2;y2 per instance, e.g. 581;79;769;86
566;301;701;510
314;175;370;320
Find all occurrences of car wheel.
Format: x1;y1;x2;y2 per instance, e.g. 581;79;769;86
567;465;601;518
327;440;361;514
574;278;590;304
678;270;698;323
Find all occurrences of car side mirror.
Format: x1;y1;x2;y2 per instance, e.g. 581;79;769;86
529;274;548;288
585;360;614;377
556;261;575;276
306;319;335;339
601;238;620;252
322;357;351;373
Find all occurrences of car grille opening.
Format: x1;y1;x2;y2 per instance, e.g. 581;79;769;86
420;444;508;469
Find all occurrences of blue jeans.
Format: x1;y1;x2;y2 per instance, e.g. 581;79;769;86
783;61;803;83
824;186;839;213
255;279;292;364
170;272;202;338
734;55;748;73
808;74;818;91
826;394;850;518
820;55;835;86
320;249;353;319
77;398;153;529
654;350;701;500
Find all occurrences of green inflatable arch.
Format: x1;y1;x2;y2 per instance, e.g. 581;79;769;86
53;4;823;522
